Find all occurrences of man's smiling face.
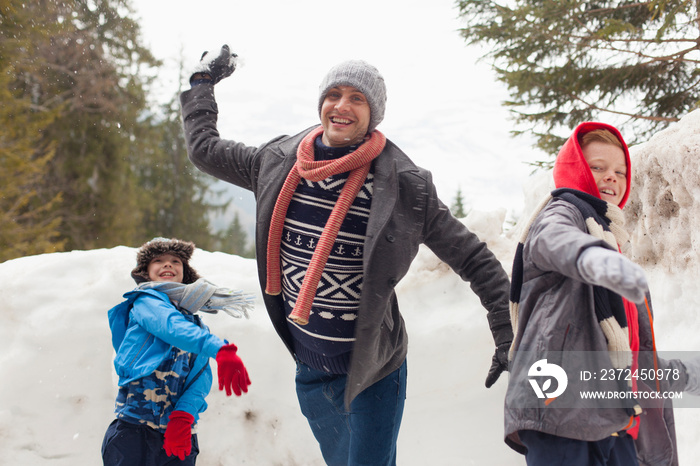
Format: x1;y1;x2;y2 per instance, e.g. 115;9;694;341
320;86;371;147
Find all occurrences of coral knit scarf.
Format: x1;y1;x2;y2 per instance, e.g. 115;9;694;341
265;126;386;325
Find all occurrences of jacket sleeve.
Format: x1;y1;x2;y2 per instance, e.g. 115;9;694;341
130;293;225;360
526;199;613;281
180;83;264;191
173;356;214;420
421;173;510;328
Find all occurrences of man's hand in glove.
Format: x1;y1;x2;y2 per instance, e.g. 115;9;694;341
485;343;510;388
485;308;513;388
190;44;237;84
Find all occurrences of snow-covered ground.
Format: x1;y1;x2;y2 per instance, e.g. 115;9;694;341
2;111;700;464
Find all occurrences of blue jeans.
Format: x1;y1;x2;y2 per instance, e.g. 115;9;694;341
295;359;407;466
519;430;639;466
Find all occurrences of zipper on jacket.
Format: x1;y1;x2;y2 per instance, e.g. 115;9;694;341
562;324;571;348
128;334;154;368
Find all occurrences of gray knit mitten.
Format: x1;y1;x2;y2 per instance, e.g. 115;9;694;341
577;247;648;303
683;357;700;396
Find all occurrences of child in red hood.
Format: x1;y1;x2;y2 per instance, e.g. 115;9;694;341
503;122;689;466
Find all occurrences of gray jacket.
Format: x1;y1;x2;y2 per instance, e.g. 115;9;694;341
180;84;510;408
505;199;685;466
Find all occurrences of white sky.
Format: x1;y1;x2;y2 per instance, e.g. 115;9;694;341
131;0;539;217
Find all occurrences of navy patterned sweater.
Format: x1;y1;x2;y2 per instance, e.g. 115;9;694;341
281;136;373;374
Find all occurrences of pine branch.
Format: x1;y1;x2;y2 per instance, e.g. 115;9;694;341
566;92;680;123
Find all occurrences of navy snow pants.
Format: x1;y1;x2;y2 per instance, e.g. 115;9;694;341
101;419;199;465
519;429;638;466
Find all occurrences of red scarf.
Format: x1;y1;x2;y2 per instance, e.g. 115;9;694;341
624;295;641;438
265;126;386;325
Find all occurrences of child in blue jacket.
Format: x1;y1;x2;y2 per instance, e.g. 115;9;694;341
101;237;253;465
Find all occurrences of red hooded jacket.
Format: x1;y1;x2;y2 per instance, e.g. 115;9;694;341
553;121;632;208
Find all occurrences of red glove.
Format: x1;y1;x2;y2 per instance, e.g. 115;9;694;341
216;343;251;396
163;410;194;460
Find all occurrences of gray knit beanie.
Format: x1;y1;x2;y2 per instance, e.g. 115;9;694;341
318;60;387;133
131;237;201;284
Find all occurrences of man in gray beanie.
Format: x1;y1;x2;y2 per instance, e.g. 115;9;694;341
317;59;386;136
181;45;512;465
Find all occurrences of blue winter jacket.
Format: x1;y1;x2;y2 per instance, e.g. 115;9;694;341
108;288;225;420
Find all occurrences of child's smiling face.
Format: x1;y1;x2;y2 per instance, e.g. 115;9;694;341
582;140;628;206
147;253;184;283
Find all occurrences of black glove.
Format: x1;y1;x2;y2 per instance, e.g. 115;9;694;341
485;342;510;388
191;44;237;84
485;308;513;388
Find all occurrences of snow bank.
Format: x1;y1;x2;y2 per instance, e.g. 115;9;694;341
0;236;521;465
625;110;700;274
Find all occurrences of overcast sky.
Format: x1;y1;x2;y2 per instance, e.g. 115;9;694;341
132;0;539;217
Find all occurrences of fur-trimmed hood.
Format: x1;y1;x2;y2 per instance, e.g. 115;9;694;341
130;237;201;284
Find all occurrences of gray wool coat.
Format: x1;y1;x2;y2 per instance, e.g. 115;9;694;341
180;83;510;409
505;199;686;466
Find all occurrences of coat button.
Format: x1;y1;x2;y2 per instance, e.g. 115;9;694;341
386;234;395;243
388;278;398;286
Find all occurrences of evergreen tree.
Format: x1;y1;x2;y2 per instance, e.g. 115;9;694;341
135;90;227;251
2;0;236;260
216;212;255;258
0;0;65;260
3;0;162;253
456;0;700;163
0;82;63;262
35;0;160;250
450;186;468;218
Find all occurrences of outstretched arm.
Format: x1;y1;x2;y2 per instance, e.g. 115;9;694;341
180;45;262;191
577;247;648;303
421;178;512;387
